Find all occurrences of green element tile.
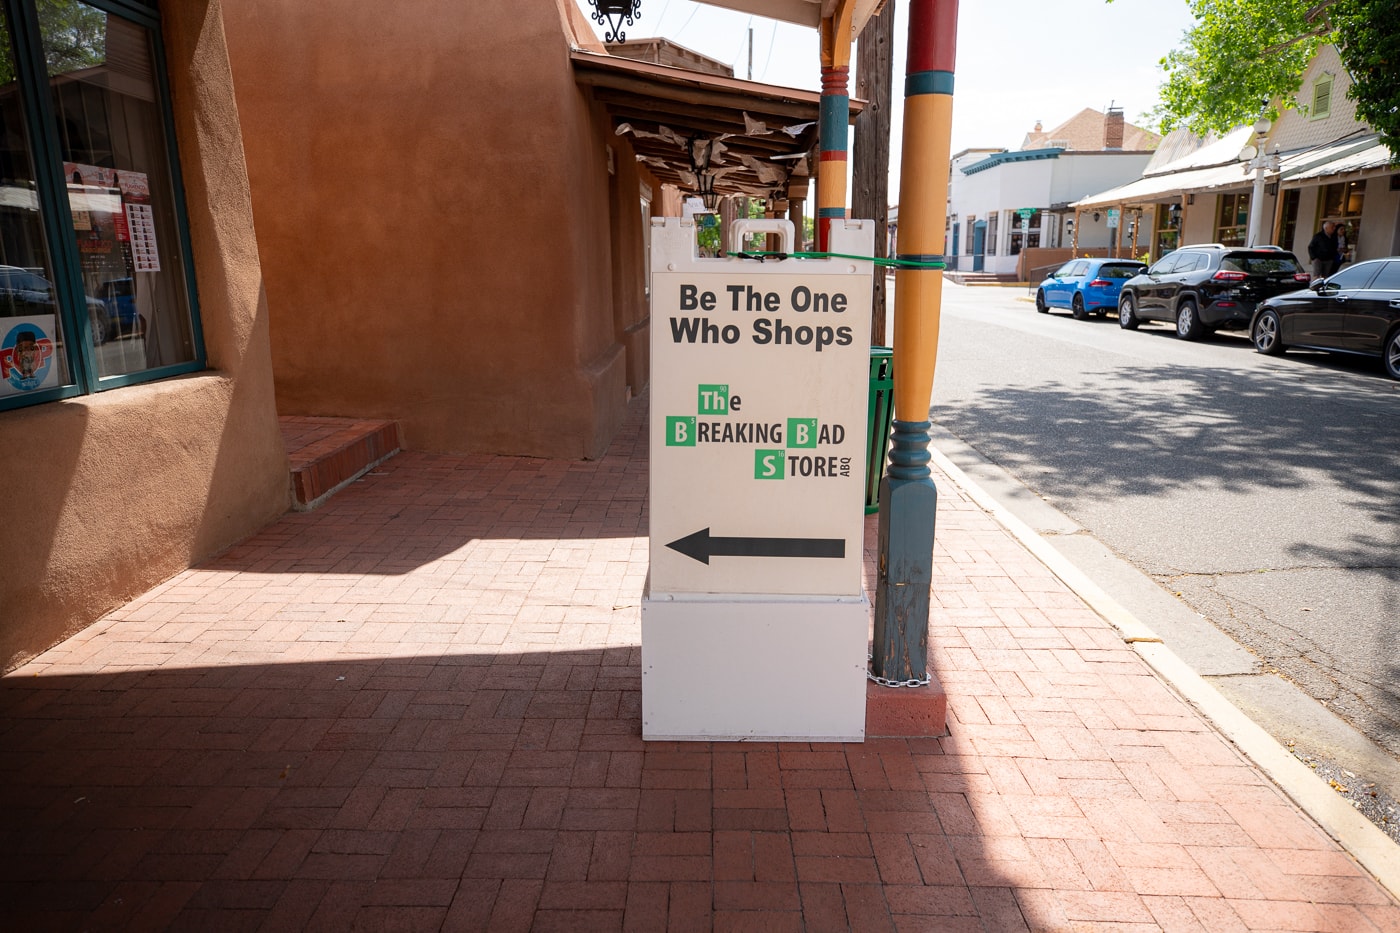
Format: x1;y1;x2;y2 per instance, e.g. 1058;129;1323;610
697;384;729;415
754;448;785;480
787;418;818;448
666;416;696;447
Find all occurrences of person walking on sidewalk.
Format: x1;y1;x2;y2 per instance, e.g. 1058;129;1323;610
1308;220;1338;279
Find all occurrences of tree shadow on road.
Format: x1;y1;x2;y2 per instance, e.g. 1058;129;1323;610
933;356;1400;755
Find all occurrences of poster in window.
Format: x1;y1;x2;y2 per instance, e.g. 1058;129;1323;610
118;171;160;273
63;163;120;261
0;316;59;396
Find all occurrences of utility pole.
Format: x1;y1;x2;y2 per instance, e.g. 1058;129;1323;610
748;26;753;80
853;0;894;345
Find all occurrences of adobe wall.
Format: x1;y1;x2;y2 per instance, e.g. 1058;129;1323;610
0;0;289;671
222;0;634;459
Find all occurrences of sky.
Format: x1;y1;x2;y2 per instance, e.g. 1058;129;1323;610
582;0;1200;195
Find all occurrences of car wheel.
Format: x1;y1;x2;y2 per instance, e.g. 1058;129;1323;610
89;312;108;346
1035;289;1049;313
1175;298;1205;340
1384;327;1400;380
1071;294;1088;320
1118;294;1139;330
1251;309;1285;356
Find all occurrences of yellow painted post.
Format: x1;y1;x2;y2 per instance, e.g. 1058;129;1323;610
872;0;959;683
816;2;855;251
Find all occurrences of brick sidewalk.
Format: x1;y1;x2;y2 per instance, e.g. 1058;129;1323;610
3;398;1397;931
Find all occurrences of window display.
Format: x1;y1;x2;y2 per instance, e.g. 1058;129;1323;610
0;0;199;408
0;13;70;399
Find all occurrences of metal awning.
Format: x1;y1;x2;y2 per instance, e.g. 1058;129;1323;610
1072;162;1252;209
572;49;862;202
1281;133;1393;181
1074;131;1397;210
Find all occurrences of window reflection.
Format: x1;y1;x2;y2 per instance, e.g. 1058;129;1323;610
41;2;195;379
0;11;70;398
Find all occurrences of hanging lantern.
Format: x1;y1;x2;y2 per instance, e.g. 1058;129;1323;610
589;0;641;43
697;171;719;211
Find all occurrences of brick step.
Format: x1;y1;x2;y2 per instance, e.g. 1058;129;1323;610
279;416;401;510
866;673;948;738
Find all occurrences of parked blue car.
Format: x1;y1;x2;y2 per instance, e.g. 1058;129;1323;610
99;278;142;336
1036;258;1147;319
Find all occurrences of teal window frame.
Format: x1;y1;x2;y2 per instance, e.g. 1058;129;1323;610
0;0;204;413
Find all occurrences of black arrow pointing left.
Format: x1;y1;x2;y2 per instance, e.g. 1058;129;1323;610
665;527;845;565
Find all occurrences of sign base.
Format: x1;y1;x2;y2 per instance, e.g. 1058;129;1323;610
641;588;869;741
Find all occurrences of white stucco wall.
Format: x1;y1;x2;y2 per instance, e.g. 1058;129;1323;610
948;150;1156;274
1049;154;1154;206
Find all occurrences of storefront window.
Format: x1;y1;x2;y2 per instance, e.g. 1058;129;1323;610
1154;203;1181;259
0;14;71;396
0;0;199;410
1278;189;1301;252
1320;180;1364;219
1215;192;1249;246
1009;209;1041;255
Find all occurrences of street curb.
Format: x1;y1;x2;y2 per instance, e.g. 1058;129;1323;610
927;444;1400;902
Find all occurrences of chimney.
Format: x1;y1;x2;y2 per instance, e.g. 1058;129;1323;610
1104;106;1124;149
1034;120;1042;132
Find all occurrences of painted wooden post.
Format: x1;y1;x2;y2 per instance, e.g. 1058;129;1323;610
853;0;895;345
816;3;855;252
873;0;958;683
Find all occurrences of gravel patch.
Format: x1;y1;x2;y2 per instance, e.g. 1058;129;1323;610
1290;742;1400;845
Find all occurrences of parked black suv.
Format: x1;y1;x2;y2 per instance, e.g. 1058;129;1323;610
1117;245;1312;340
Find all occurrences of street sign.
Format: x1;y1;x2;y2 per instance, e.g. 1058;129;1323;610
643;217;874;741
1107;208;1120;228
1015;207;1036;219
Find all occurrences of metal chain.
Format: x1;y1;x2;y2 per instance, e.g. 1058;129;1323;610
866;653;932;688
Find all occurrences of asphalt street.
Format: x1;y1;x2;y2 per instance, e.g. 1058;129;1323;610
890;278;1400;818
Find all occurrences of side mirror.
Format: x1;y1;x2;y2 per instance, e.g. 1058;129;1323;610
1309;278;1325;291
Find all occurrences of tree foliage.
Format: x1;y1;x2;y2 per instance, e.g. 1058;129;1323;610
0;1;107;87
1118;0;1400;156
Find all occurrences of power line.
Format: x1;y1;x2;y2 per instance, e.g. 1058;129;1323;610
760;23;778;80
672;3;700;42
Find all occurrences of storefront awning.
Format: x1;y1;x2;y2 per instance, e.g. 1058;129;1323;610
1280;133;1393;181
1072;162;1252;210
1073;131;1396;210
572;49;860;202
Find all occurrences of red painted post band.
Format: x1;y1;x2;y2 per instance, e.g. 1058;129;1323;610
907;0;958;75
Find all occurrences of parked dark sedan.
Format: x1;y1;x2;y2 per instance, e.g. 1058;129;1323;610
1250;257;1400;380
1118;244;1311;340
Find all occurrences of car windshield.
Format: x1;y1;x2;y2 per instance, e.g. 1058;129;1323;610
1096;264;1143;279
1221;254;1303;274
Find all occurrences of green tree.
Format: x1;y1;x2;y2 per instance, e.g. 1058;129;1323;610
1122;0;1400;156
0;1;106;86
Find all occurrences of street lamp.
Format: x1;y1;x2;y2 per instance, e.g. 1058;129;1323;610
588;0;641;43
1241;117;1282;247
